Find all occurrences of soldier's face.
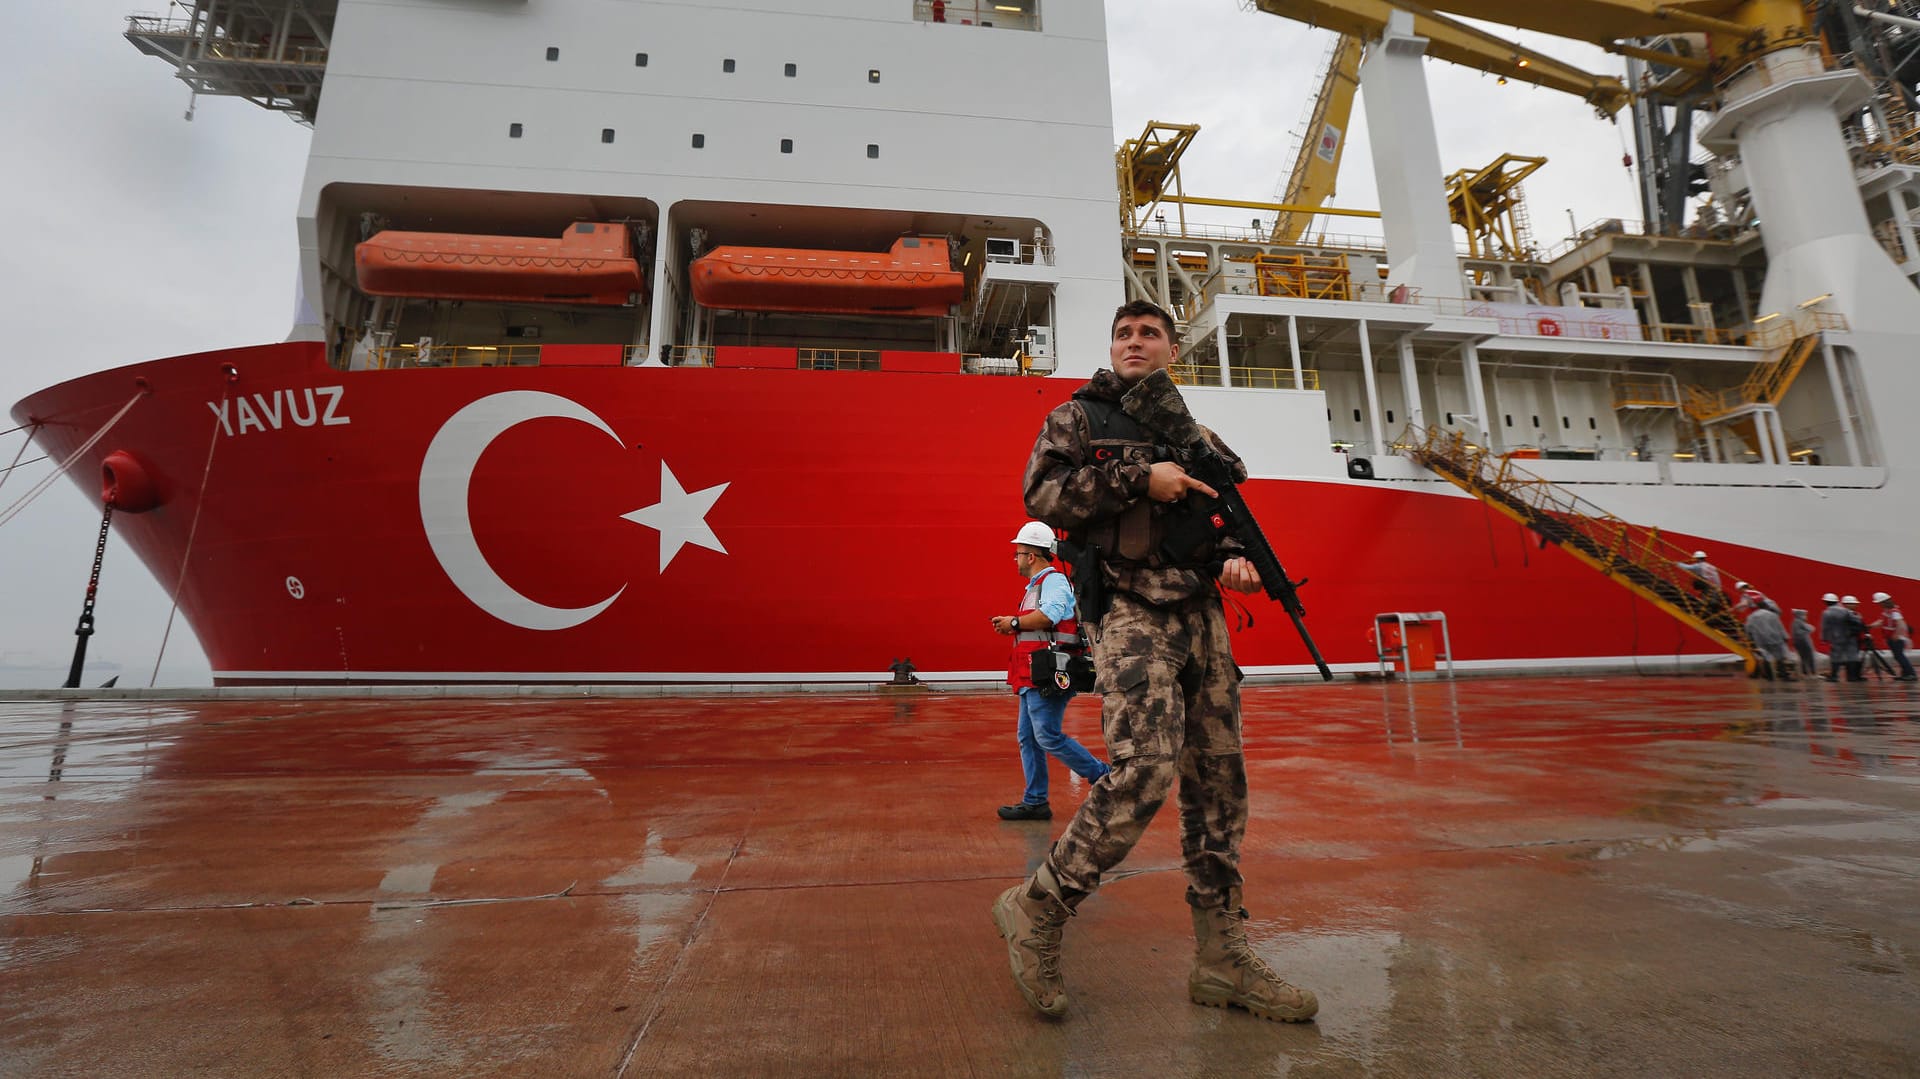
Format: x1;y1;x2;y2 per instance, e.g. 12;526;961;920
1110;315;1177;382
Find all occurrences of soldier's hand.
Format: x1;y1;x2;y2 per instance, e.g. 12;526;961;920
1147;461;1217;503
1221;557;1261;594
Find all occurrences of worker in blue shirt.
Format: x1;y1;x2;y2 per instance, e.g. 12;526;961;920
991;521;1110;820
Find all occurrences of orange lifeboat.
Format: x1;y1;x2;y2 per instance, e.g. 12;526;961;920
689;237;964;317
355;222;643;306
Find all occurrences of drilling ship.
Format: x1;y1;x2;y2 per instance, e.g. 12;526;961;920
11;0;1920;684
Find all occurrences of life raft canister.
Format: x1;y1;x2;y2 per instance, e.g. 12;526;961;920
100;450;161;512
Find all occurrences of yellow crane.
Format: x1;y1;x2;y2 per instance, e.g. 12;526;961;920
1116;119;1381;234
1446;153;1547;260
1248;1;1812;102
1249;0;1640;114
1271;34;1366;243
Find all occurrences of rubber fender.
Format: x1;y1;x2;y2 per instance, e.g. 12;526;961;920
101;450;162;512
1346;456;1374;480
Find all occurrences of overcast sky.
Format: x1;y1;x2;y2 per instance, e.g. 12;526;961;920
0;1;1644;686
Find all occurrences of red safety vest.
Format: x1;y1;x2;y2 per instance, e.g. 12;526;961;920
1007;567;1080;689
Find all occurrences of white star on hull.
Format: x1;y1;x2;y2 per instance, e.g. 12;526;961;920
622;462;730;572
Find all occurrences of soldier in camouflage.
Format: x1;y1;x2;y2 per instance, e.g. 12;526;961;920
990;298;1319;1023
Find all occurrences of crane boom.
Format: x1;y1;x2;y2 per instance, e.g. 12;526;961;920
1251;0;1821;101
1272;34;1365;243
1250;0;1633;113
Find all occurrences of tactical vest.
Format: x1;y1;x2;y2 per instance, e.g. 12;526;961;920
1069;391;1218;571
1008;567;1080;689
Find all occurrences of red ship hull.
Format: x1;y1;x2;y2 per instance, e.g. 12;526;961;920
12;343;1909;684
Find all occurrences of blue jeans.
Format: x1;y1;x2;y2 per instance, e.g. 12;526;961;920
1894;638;1916;679
1016;688;1110;805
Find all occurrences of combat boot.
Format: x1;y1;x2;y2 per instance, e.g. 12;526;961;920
991;865;1076;1017
1188;904;1319;1022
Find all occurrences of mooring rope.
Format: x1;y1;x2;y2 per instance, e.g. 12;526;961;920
0;424;38;503
149;386;229;688
0;393;144;532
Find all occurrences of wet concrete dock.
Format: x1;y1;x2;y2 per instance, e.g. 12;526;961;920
2;676;1917;1077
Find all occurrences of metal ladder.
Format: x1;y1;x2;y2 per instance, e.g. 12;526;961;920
1402;424;1755;666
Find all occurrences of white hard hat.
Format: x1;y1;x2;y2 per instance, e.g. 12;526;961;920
1842;594;1860;605
1011;521;1056;552
1822;592;1839;603
1873;591;1893;604
1691;550;1708;560
1734;580;1750;590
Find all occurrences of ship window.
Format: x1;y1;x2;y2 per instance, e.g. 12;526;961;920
602;128;616;144
1353;409;1362;422
868;69;881;83
867;144;880;159
723;58;736;73
509;123;523;138
1531;414;1540;427
1589;417;1598;430
1386;409;1395;423
1504;414;1513;427
781;138;794;153
692;133;706;148
1562;416;1571;429
546;47;559;61
635;53;649;67
1446;412;1454;424
785;62;797;77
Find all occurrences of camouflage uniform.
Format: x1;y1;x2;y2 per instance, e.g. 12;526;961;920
1022;367;1250;911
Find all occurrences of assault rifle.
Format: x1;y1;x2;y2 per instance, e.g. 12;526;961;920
1121;370;1333;681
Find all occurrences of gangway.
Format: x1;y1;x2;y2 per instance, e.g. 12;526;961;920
1402;425;1756;667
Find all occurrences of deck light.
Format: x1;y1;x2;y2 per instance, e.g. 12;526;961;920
1753;311;1781;323
1797;293;1832;308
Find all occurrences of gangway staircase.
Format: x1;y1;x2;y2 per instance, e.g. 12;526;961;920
1681;331;1822;457
1402;425;1755;667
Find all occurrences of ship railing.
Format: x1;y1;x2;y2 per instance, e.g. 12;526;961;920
1612;381;1681;409
1648;323;1748;346
1796;310;1848;333
1172;364;1321;391
1171;364;1223;387
913;0;1041;30
372;344;540;369
1229;367;1320;390
663;345;715;367
798;348;881;372
963;354;1053;376
1486;315;1648;341
1127;220;1394;252
984;243;1058;268
126;14;196;35
125;14;329;65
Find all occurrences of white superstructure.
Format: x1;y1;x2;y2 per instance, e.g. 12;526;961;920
285;0;1120;374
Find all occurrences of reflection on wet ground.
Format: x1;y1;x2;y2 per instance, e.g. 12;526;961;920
1;677;1916;1076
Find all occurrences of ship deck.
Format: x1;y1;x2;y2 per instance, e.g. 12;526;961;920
3;676;1917;1076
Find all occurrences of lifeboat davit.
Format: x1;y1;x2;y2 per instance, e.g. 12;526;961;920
355;221;643;306
689;237;964;317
